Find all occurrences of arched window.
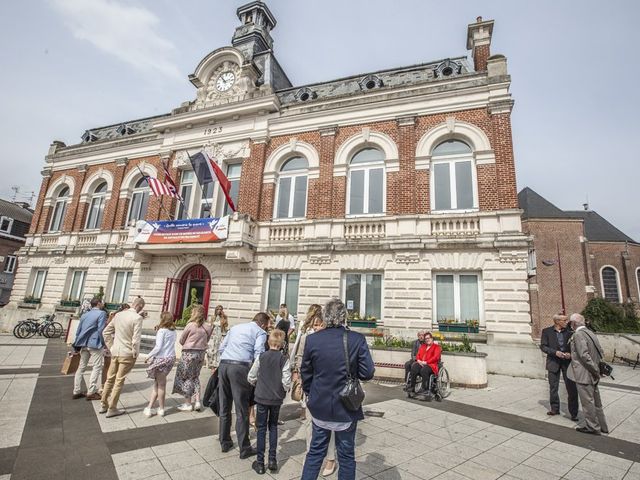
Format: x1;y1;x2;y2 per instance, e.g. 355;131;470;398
85;182;107;230
601;266;621;303
636;267;640;301
127;177;150;225
275;156;308;219
348;148;384;215
431;139;476;211
49;186;69;232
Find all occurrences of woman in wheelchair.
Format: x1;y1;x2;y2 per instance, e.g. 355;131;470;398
406;332;442;401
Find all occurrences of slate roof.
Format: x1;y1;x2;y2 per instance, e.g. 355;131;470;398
0;198;33;224
518;187;568;220
565;210;637;244
519;187;638;244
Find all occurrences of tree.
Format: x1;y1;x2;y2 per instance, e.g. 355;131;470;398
177;288;199;327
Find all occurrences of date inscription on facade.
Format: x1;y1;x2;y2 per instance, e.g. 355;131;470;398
203;127;223;136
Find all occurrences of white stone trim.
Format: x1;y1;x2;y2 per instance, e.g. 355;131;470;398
635;267;640;301
415;119;495;164
79;169;115;203
190;47;245;88
334;129;399;176
120;163;158;198
263;140;320;183
43;176;75;207
599;265;622;303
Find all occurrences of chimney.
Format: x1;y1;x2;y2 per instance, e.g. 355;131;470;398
467;16;494;72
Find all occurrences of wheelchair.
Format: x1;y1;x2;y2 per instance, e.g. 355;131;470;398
405;361;451;401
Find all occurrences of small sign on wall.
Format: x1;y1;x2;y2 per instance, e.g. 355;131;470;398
346;300;354;310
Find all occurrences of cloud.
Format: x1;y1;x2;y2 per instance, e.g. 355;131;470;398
50;0;182;80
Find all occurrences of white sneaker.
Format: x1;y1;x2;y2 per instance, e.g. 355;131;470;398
194;402;202;412
177;403;193;412
143;407;155;417
157;408;165;417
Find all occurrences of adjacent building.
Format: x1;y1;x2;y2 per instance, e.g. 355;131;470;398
520;187;640;337
2;2;538;376
0;199;33;306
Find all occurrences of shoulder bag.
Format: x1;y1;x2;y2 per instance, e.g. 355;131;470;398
338;331;365;411
584;331;614;380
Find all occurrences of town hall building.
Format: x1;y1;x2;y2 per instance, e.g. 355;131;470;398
2;2;539;376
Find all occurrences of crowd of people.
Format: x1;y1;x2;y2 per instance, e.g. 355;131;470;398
71;297;375;479
70;295;612;479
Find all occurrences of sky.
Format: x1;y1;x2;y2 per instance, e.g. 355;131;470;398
0;0;638;240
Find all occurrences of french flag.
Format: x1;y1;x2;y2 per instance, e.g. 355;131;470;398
188;151;237;212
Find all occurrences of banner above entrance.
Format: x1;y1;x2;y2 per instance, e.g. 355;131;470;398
134;217;229;244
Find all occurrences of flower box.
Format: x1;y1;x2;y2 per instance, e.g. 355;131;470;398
349;320;377;328
438;323;479;334
23;298;41;305
60;300;81;308
104;303;121;311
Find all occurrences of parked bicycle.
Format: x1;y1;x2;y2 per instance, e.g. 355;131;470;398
13;314;64;339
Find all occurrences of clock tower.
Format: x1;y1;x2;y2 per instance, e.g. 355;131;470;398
232;1;277;61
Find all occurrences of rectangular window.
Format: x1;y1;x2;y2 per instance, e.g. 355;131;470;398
177;171;194;220
434;273;481;323
344;272;383;320
67;270;87;301
110;270;133;304
200;181;214;218
30;269;47;299
266;272;300;316
223;163;242;216
276;177;291;218
434;163;451;210
455;161;473;209
85;197;105;230
49;200;67;232
527;249;537;276
292;176;307;218
433;160;476;211
4;255;16;274
349;170;365;214
0;216;13;233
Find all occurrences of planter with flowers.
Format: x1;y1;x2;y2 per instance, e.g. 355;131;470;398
437;319;479;334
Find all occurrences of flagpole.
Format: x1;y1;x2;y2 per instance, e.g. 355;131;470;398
135;164;176;221
160;160;191;220
186;151;213;218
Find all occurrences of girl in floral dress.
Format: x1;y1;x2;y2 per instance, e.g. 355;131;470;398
206;305;229;371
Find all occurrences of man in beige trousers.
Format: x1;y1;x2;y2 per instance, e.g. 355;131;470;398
101;297;145;418
567;313;609;435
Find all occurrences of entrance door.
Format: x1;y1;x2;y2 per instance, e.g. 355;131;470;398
163;264;211;319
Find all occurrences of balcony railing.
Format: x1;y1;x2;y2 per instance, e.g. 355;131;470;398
24;210;524;256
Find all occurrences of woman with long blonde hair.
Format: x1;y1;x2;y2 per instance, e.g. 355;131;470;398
172;304;213;411
206;305;229;370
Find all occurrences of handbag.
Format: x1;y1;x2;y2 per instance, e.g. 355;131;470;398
291;377;303;402
61;351;80;375
338;331;365;411
585;331;615;380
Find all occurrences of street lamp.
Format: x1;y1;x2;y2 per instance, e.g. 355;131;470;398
542;241;566;314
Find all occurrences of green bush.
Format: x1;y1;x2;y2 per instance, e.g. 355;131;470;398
177;288;199;328
582;298;640;333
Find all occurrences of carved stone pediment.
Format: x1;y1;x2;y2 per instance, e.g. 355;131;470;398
194;61;258;110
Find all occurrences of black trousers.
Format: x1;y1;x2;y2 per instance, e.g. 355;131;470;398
404;360;414;382
218;362;252;455
548;362;579;417
256;403;281;463
409;362;435;390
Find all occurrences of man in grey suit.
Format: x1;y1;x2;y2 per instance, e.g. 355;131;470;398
567;313;609;435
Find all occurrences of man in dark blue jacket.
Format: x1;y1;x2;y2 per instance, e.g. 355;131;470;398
300;299;375;480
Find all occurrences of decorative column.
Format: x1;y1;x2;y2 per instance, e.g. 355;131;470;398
106;157;128;230
31;167;52;234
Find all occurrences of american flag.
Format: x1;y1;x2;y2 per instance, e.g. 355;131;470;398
142;162;182;200
146;174;182;200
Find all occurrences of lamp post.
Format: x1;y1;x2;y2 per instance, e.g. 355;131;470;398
542;241;566;315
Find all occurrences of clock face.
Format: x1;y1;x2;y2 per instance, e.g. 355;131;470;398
216;71;236;92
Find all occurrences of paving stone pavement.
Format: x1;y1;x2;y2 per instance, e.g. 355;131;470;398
1;334;640;479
